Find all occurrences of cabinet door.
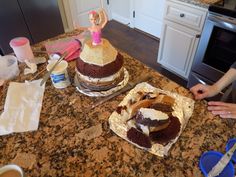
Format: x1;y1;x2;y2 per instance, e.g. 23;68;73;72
157;20;199;79
108;0;131;25
69;0;102;27
0;0;32;54
133;0;165;38
18;0;64;44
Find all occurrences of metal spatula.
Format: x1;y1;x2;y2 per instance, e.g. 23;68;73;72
40;52;67;86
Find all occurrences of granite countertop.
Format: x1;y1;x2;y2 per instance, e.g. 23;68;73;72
175;0;210;8
177;0;223;8
0;31;236;177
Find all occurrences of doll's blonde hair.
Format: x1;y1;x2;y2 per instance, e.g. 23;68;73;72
89;11;100;25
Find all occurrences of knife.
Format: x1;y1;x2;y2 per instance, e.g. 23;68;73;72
207;143;236;177
90;74;152;109
40;52;67;86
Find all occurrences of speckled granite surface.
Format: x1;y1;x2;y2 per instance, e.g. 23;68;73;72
174;0;209;8
0;31;236;177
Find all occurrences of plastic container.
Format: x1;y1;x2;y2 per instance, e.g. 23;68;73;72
199;151;235;177
0;55;20;80
46;60;70;89
226;138;236;163
9;37;34;62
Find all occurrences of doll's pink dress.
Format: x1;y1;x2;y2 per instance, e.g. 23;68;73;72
91;30;102;45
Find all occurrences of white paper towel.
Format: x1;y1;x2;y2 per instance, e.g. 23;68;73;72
0;79;45;135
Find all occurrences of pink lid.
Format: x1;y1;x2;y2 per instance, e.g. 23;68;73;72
10;37;29;47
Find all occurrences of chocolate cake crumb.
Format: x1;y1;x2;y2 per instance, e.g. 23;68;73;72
116;105;127;114
141;94;156;100
137;91;144;96
127;127;151;148
128;99;136;105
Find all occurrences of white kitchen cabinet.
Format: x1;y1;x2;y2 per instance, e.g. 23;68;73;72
157;0;207;79
132;0;165;38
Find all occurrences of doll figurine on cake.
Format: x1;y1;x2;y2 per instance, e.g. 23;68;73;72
74;9;128;94
88;9;107;45
75;9;108;46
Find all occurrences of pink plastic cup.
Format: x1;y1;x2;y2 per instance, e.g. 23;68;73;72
9;37;34;62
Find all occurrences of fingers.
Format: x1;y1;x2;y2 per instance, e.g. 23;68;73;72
207;101;236;119
209;109;232;118
190;84;208;100
219;113;233;118
195;92;208;100
213;111;234;119
189;83;202;93
208;101;227;106
208;101;229;113
211;110;230;115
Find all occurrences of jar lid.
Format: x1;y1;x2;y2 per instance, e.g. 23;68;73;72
10;37;29;47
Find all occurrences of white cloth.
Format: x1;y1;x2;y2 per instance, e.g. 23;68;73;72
0;79;45;135
24;61;37;75
24;57;46;75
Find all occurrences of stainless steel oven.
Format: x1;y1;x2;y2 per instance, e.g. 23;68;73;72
188;0;236;100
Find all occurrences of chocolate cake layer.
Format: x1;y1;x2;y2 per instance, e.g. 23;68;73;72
78;71;124;91
127;127;151;148
149;116;181;145
76;53;123;78
134;111;170;127
116;105;127;114
150;103;173;114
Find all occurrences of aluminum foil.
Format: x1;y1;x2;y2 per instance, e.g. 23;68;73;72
75;68;129;97
109;82;195;157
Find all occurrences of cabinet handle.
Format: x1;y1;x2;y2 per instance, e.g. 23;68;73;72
196;34;201;38
180;13;185;17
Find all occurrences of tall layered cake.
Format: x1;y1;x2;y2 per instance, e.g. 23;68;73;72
76;38;125;91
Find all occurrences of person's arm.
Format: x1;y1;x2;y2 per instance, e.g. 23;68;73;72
190;67;236;100
213;67;236;92
190;84;218;100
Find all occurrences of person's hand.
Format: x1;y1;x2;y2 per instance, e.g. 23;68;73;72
190;84;218;100
208;101;236;119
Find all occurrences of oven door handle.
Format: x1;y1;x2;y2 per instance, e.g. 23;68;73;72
208;14;236;31
192;74;207;85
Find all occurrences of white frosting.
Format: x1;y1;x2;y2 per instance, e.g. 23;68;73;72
80;39;118;66
76;67;123;82
139;124;149;135
139;108;168;121
47;60;68;74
